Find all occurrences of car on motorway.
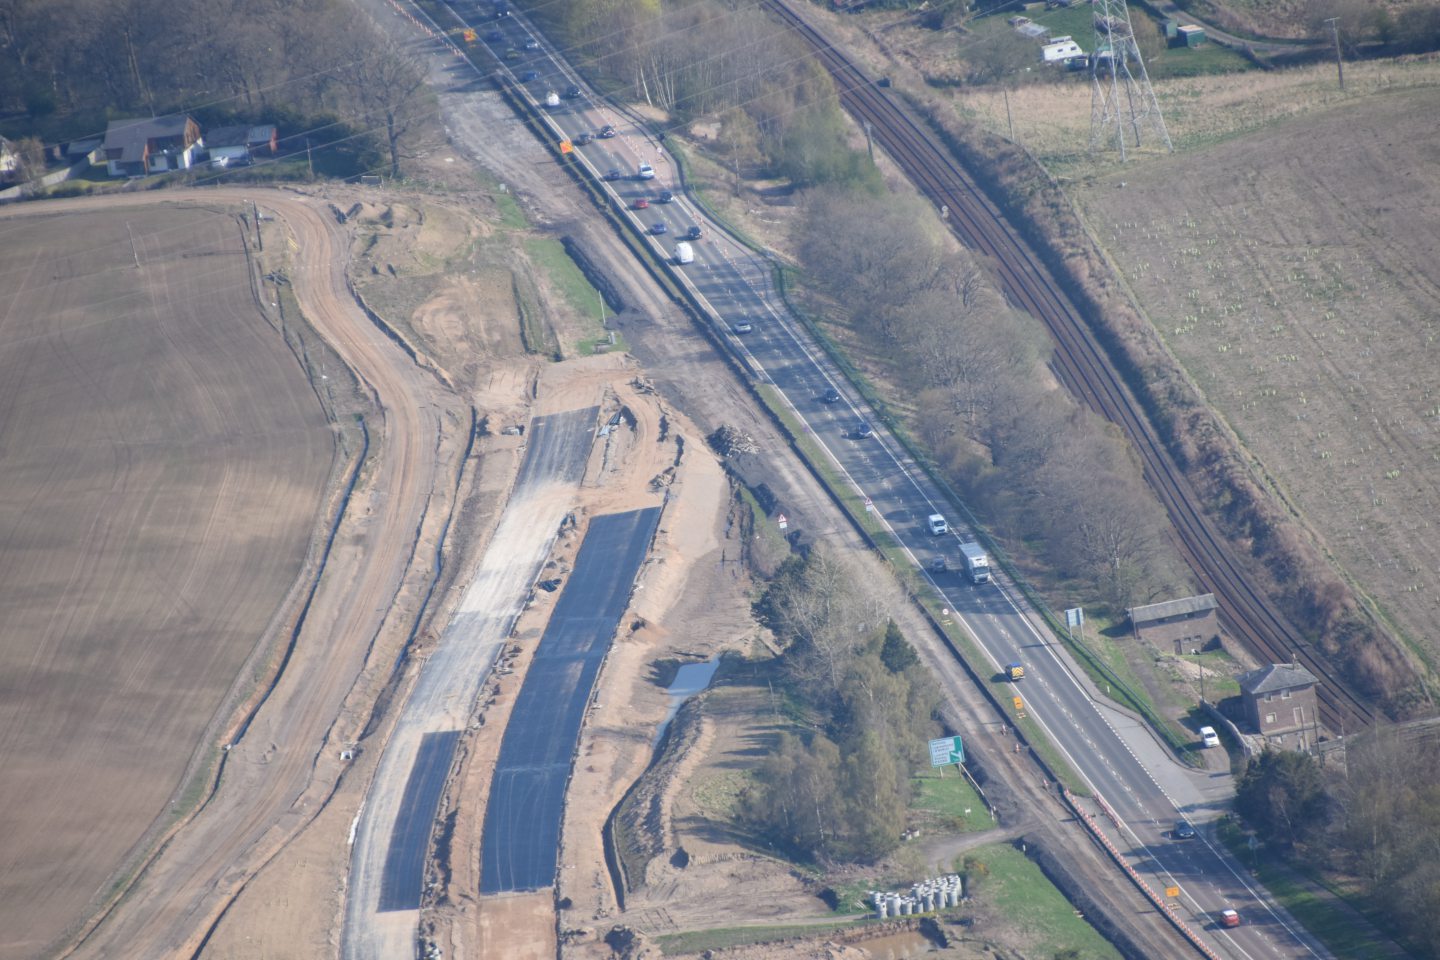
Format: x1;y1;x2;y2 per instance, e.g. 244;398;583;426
1219;908;1241;928
563;84;582;99
853;420;873;439
493;1;510;15
604;168;622;181
544;91;560;108
485;29;504;42
574;132;594;146
504;47;521;60
683;225;702;241
657;190;674;203
599;124;617;138
519;69;540;82
633;198;649;209
927;514;949;536
1173;819;1196;840
1200;725;1220;748
732;320;753;334
524;36;540;50
651;222;668;235
636;162;655;179
821;387;841;403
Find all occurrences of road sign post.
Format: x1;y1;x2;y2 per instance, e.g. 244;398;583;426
928;736;964;769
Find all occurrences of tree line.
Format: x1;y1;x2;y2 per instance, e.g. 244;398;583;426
795;187;1183;614
1236;734;1440;954
744;548;940;863
0;0;432;177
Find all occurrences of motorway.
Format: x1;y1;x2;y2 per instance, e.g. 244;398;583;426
342;407;597;960
400;3;1332;958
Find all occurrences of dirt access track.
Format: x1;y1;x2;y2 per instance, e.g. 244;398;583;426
0;189;471;960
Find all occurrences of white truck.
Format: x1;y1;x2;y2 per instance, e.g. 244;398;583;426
673;241;694;265
959;542;990;584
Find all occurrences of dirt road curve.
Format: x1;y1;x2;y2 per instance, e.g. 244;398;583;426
0;189;459;959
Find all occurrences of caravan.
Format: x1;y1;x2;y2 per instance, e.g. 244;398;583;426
1041;35;1084;62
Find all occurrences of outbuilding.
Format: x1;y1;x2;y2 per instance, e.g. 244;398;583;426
1128;593;1219;654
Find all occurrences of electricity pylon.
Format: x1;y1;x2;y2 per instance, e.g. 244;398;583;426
1089;0;1172;159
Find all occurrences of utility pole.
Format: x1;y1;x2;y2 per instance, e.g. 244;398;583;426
863;121;874;162
1325;17;1345;91
1004;88;1014;141
306;138;314;178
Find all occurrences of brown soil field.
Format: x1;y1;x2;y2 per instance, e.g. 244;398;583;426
1076;87;1440;672
0;204;334;957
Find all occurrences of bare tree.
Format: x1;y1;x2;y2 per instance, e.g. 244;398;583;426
333;34;431;179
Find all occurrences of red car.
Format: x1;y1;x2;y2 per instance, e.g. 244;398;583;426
633;198;649;209
1219;908;1240;928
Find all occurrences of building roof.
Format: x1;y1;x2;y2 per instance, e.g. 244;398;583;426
206;125;250;148
1238;663;1319;695
64;137;103;157
104;116;194;163
246;124;277;144
1129;593;1217;626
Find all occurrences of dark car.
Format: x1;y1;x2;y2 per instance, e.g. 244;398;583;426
493;2;510;15
524;36;540;50
651;222;668;235
732;320;753;334
598;124;617;139
485;29;504;42
821;387;841;404
604;168;622;181
574;132;594;146
519;69;540;82
563;84;582;99
657;190;675;203
683;225;702;241
633;197;649;210
853;420;873;439
1173;819;1196;840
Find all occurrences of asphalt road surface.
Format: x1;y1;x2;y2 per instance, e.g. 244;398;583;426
403;4;1334;957
480;505;664;893
343;407;598;960
378;731;461;911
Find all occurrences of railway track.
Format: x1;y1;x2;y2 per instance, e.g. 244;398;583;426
763;0;1377;736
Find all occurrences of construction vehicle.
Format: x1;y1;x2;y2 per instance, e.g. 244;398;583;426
1005;662;1024;681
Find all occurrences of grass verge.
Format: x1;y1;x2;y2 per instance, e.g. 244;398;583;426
968;842;1123;960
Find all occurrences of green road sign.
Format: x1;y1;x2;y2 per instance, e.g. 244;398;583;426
928;735;964;766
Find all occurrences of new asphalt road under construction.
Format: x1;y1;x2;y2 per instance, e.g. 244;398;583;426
343;407;598;960
480;505;664;894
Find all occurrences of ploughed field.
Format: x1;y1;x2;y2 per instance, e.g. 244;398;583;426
1079;88;1440;672
0;204;333;957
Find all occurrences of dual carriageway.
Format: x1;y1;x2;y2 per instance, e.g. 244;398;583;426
366;1;1345;957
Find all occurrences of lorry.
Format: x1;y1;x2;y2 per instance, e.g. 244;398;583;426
673;241;694;265
1005;662;1024;681
959;542;990;584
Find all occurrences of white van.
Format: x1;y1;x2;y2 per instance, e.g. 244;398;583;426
674;241;694;265
927;514;948;536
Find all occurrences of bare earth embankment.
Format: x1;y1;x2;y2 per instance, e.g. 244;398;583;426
0;205;333;957
1078;88;1440;674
